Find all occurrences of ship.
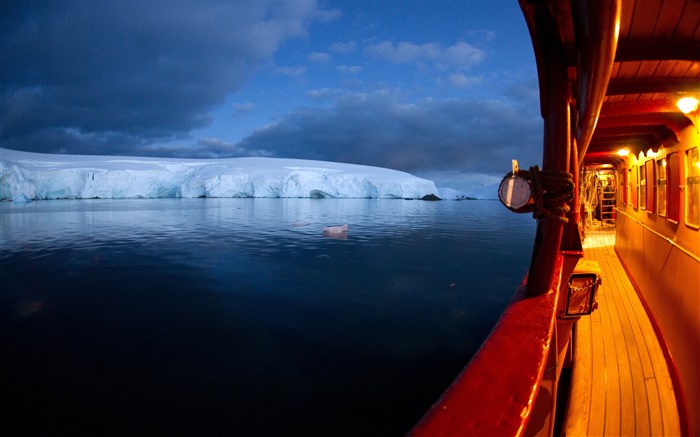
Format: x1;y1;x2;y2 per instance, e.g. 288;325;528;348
410;0;699;436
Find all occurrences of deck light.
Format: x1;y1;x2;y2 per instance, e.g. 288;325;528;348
677;96;700;133
617;148;630;156
561;260;601;318
677;96;699;114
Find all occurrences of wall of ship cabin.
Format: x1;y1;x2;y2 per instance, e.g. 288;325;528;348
614;123;700;435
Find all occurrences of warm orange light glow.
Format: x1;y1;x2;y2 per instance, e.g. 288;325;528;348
617;148;630;156
677;97;699;114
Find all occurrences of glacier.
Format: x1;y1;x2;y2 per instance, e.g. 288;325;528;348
0;148;439;201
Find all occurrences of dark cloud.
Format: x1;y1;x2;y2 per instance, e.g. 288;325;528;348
138;137;272;159
1;1;334;154
237;89;542;174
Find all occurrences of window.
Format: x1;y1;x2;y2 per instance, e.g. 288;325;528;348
620;169;628;205
667;152;680;222
686;147;700;228
630;166;638;209
645;160;655;213
640;162;647;210
656;158;666;217
628;168;632;207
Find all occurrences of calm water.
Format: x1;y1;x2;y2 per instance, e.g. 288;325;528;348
1;198;535;436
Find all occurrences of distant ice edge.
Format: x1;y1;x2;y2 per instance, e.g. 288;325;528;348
0;148;438;201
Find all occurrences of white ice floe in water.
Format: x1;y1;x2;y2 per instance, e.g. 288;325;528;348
322;224;349;240
0;148;438;201
437;185;500;201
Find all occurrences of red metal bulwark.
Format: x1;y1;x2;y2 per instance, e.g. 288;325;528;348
409;257;563;437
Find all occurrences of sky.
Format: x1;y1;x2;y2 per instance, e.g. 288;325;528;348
0;0;543;190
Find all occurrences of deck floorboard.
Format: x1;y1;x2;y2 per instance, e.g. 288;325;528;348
562;223;680;436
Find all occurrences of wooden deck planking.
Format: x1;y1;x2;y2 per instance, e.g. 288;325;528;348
563;224;680;436
588;310;607;436
566;314;594;434
601;249;649;435
600;253;626;436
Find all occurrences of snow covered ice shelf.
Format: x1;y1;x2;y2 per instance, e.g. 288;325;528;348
0;148;438;201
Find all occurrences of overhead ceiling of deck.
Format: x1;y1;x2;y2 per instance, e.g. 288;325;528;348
594;0;699;165
525;0;700;167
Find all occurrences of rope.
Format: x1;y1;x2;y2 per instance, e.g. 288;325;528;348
501;166;574;223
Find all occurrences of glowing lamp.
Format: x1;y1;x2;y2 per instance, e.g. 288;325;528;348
617;148;630;156
676;96;699;114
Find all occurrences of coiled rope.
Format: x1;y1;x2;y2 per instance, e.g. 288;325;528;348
501;166;574;223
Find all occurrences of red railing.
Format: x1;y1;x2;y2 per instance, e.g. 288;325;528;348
409;257;564;437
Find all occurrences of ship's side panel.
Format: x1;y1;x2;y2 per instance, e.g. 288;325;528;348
615;125;700;435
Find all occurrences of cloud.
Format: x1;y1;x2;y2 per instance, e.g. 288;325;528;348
306;88;344;100
276;65;307;76
235;90;541;174
0;1;336;154
329;41;357;53
232;102;258;114
467;29;497;42
193;137;272;158
139;137;273;159
336;65;362;74
365;40;485;69
308;52;332;63
448;73;482;89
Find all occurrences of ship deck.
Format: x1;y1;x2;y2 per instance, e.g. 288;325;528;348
562;222;681;436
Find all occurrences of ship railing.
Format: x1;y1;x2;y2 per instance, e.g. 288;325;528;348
409;256;567;437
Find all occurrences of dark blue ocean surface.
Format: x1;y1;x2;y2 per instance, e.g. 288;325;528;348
1;198;535;436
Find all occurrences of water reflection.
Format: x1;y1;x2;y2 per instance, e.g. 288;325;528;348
1;198;535;435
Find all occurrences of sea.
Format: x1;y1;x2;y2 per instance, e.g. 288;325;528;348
1;198;535;436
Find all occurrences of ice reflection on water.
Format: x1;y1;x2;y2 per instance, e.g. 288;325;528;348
1;198;535;436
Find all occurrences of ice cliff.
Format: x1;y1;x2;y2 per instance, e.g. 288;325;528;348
0;148;438;201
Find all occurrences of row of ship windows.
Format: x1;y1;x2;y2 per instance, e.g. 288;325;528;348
620;147;700;230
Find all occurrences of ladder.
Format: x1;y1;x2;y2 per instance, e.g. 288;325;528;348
598;170;616;223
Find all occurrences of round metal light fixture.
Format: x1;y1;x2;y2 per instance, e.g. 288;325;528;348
498;174;532;210
498;159;533;210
